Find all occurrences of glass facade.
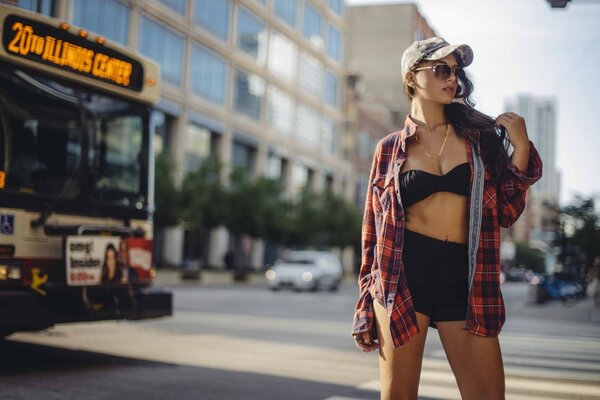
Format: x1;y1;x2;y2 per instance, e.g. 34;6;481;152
326;24;342;62
139;16;184;86
10;0;53;15
194;0;231;41
297;104;320;149
302;2;323;49
267;85;295;136
234;70;265;121
190;44;228;106
298;51;323;98
184;124;212;173
236;6;268;64
274;0;296;27
159;0;185;14
232;140;256;175
324;69;338;107
328;0;343;16
152;110;173;155
321;117;336;155
266;152;283;181
268;30;298;83
73;0;129;45
290;164;309;195
358;131;370;161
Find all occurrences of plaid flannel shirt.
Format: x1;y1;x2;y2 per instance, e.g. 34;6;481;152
352;115;543;349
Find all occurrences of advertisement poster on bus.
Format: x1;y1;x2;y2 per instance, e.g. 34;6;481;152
66;236;152;286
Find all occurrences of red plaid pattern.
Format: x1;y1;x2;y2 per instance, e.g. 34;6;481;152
352;116;543;348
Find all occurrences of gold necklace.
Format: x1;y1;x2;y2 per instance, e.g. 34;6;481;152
415;123;450;160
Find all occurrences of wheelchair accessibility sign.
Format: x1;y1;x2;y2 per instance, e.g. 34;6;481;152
1;214;14;235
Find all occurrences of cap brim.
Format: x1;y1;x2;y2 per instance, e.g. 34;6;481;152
424;44;473;67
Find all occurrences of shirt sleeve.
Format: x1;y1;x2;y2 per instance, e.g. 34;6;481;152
497;140;543;228
351;142;381;337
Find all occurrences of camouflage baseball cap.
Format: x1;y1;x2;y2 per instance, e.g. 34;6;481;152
401;37;473;75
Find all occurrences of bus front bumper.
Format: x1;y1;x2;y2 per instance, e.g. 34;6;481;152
0;286;172;336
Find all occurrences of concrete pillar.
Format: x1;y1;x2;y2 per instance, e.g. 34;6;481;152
251;238;265;270
208;226;229;269
163;225;184;267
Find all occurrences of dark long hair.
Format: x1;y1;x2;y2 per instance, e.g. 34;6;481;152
404;61;511;187
101;243;122;283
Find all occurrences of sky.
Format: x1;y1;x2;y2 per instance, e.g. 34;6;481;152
347;0;600;207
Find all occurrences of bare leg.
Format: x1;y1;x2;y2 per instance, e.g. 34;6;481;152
437;321;505;399
374;299;430;400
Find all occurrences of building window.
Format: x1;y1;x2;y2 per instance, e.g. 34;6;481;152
328;0;343;16
267;85;295;136
358;130;370;161
268;30;297;83
326;24;342;62
321;117;336;155
152;110;174;155
194;0;231;41
234;69;265;121
190;44;228;105
266;152;284;181
274;0;296;27
302;2;323;49
232;140;256;176
10;0;53;15
184;124;211;173
290;163;309;196
298;51;323;98
159;0;186;14
73;0;128;45
236;5;268;64
355;172;368;207
324;69;338;107
297;104;320;149
139;16;184;86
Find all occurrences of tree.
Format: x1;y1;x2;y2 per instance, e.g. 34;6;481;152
557;194;600;276
515;243;546;273
180;156;227;230
224;167;281;239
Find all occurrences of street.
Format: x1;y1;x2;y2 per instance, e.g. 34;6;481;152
1;271;599;400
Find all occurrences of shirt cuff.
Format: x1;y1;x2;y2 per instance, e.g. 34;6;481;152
504;140;543;194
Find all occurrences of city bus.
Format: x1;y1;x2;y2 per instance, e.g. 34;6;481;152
0;5;172;337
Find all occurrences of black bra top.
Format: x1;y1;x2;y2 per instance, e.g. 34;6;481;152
399;162;471;208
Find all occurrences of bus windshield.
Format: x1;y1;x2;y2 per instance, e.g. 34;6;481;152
0;64;149;215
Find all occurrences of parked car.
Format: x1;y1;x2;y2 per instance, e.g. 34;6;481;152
265;251;343;292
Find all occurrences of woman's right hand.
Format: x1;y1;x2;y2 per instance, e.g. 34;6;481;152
353;331;379;352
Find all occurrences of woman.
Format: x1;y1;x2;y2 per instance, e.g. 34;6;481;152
351;37;543;399
101;243;123;284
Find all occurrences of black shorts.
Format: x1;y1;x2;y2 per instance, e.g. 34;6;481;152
402;229;469;329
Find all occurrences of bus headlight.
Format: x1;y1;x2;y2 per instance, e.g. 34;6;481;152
0;264;21;281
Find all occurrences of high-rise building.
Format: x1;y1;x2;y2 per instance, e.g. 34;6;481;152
505;95;560;200
10;0;351;270
505;94;560;245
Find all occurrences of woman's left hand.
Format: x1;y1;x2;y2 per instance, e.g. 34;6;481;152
495;112;530;150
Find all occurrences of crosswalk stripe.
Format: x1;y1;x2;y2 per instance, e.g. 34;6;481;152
355;368;600;399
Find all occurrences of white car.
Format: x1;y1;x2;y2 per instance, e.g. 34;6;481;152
265;250;343;292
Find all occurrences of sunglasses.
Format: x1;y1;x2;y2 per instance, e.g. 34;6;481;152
413;63;462;80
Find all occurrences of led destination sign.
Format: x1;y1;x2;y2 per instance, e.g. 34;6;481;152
2;14;143;91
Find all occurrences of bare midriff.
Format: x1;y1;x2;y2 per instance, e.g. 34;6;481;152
404;192;469;244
